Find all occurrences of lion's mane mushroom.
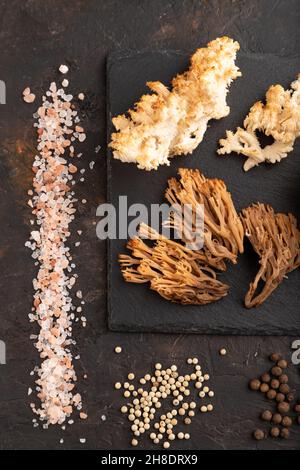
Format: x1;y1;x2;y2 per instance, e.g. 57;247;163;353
241;203;300;308
119;223;229;305
165;168;244;271
218;75;300;171
110;37;241;171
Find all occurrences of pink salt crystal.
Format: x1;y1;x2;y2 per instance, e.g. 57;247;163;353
23;87;31;96
26;75;86;427
24;93;36;103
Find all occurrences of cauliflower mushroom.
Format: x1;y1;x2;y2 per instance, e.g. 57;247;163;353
110;37;241;171
218;75;300;171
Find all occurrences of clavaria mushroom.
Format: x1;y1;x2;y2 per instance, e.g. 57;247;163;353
119;169;244;305
119;223;229;305
110;37;241;171
218;75;300;171
165;169;244;271
241;203;300;308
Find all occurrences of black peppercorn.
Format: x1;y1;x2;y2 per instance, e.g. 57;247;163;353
277;359;288;369
282;416;292;427
275;393;285;403
270;427;280;438
261;373;271;383
270;379;280;390
267;389;277;400
279;374;288;384
286;393;294;403
261;410;272;421
294;404;300;413
277;402;290;414
280;428;289;439
249;379;261;391
270;353;281;362
271;366;282;377
272;413;282;424
279;384;290;394
253;429;265;440
260;383;269;393
297;416;300;425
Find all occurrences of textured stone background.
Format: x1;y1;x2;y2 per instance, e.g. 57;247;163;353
0;0;299;450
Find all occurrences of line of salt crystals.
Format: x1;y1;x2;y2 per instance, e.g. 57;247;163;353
26;78;86;426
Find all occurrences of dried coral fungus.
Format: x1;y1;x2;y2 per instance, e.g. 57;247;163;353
218;75;300;171
241;203;300;308
165;169;244;271
119;224;229;305
110;37;241;170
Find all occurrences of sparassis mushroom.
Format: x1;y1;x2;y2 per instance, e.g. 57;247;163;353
218;75;300;171
110;37;241;171
241;203;300;308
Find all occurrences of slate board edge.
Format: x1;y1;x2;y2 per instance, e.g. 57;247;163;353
108;323;300;336
106;50;300;335
106;54;113;332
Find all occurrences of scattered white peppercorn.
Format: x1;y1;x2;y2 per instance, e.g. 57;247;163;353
115;357;215;449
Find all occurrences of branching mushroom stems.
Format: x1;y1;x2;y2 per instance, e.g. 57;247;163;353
119;223;229;305
165;169;244;271
242;203;300;308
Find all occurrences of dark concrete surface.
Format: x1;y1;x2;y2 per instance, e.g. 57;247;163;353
0;0;299;450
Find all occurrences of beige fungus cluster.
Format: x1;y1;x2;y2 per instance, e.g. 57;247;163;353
218;75;300;170
26;80;86;425
110;37;241;170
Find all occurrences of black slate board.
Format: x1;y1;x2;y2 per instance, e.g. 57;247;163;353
107;50;300;335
